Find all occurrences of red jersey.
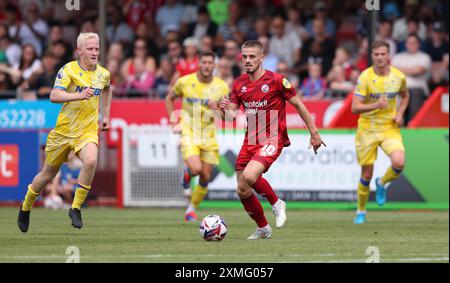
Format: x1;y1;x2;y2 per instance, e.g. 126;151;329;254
230;70;297;147
176;57;199;77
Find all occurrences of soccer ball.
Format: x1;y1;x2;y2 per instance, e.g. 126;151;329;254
199;214;227;241
43;194;64;209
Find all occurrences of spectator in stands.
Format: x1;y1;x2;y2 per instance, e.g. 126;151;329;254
285;6;309;43
106;4;135;48
0;23;21;66
305;1;336;39
216;1;250;46
165;39;182;66
376;19;397;58
247;0;273;22
80;20;96;34
207;0;231;26
121;38;157;85
425;22;449;87
222;39;241;78
106;58;125;97
294;39;325;80
123;57;155;98
258;35;278;72
9;1;48;56
246;18;271;40
185;6;218;42
396;18;426;52
217;57;234;88
329;47;358;82
155;0;185;38
301;19;335;75
153;56;174;99
277;61;300;90
392;0;426;43
0;70;15;98
354;38;369;72
268;15;302;68
0;43;41;89
135;22;161;64
392;34;432;124
300;60;327;100
272;0;297;19
199;34;214;53
27;52;58;99
107;43;125;66
171;37;199;84
50;40;72;69
327;65;355;98
3;4;20;35
123;0;150;31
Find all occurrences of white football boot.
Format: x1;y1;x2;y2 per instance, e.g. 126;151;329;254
247;225;272;240
272;199;287;228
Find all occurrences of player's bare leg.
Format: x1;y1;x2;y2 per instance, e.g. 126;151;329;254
238;161;273;239
18;163;60;233
69;143;98;229
376;150;405;206
354;165;374;224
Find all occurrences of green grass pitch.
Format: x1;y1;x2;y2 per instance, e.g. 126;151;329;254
0;207;448;263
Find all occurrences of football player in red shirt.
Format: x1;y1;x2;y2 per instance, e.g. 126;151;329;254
220;40;326;239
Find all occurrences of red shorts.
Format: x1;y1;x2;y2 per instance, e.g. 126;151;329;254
235;142;284;172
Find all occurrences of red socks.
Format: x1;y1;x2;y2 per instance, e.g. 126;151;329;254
252;177;278;205
240;193;268;228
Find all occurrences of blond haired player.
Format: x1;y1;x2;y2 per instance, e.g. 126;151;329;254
165;51;229;221
352;40;409;224
17;33;112;232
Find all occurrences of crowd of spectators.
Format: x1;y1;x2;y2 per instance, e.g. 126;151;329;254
0;0;448;121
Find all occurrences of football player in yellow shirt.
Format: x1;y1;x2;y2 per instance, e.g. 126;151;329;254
165;51;229;221
18;33;112;232
351;40;410;224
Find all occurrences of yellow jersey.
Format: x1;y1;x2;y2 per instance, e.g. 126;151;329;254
53;60;110;138
354;66;407;130
173;73;229;141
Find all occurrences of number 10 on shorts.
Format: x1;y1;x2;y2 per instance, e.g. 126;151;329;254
260;144;277;157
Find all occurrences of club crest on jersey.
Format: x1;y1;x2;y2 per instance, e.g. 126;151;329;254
261;84;269;93
282;78;292;89
241;86;247;93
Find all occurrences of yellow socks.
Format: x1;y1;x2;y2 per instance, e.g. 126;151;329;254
72;183;91;209
357;178;370;212
381;166;402;185
191;184;208;208
22;185;40;211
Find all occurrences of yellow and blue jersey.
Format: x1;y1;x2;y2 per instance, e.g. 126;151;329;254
354;66;407;130
53;60;110;137
173;73;229;139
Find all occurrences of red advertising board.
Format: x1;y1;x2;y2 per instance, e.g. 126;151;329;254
107;99;339;146
0;145;19;187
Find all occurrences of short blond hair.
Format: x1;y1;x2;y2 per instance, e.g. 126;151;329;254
77;32;99;49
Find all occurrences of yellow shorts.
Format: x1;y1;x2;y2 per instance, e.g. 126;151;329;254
45;130;98;167
181;143;219;165
355;127;405;166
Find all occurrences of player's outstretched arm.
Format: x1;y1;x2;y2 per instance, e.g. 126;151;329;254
288;94;326;154
50;88;93;103
351;95;388;114
101;86;112;131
